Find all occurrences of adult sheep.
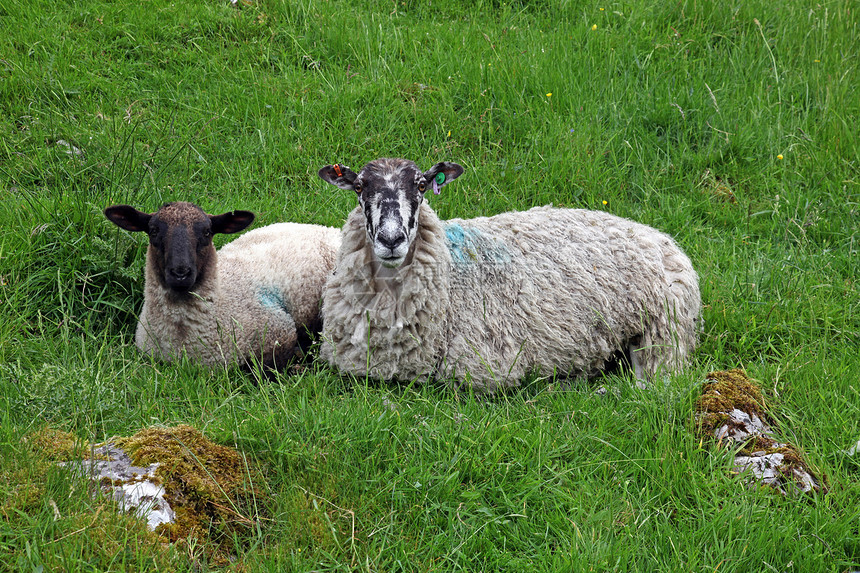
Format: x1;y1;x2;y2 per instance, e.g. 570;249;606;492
318;158;701;392
105;201;341;373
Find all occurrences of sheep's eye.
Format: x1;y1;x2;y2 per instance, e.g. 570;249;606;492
354;182;362;193
418;182;426;192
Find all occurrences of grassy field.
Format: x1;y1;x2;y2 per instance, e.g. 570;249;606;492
1;0;858;570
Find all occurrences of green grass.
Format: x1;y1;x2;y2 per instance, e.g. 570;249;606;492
1;0;858;570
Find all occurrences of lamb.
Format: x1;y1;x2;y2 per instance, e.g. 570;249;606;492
317;157;701;392
104;201;341;372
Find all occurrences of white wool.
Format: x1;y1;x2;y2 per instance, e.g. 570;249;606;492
137;223;341;369
321;204;700;391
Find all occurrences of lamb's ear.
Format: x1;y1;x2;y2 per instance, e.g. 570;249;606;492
422;162;464;194
318;164;358;190
210;210;255;234
104;205;152;233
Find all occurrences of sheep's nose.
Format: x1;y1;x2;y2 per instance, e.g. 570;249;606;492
377;233;404;251
165;265;196;291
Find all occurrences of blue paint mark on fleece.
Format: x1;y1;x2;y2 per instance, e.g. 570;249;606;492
258;286;291;315
444;223;512;266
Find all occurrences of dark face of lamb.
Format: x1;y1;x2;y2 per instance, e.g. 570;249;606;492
104;201;255;293
318;158;464;268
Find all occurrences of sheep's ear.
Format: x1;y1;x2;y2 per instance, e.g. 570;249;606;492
318;164;358;190
104;205;152;233
422;162;464;193
210;210;255;235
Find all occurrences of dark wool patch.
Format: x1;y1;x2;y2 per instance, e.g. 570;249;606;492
150;244;169;290
156;202;209;227
407;193;421;232
194;243;216;288
363;200;375;235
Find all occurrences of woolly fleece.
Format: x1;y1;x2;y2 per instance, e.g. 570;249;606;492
321;204;700;391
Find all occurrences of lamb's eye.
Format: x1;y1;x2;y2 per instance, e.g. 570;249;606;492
354;182;362;193
418;182;426;192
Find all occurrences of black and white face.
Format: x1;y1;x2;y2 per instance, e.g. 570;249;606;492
319;158;464;268
104;201;255;293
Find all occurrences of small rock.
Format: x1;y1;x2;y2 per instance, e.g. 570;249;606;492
733;453;785;486
713;408;769;441
55;139;84;158
841;438;860;456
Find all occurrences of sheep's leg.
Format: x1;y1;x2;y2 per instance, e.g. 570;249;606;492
627;336;649;389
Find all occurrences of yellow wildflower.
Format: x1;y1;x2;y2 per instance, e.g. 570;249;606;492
591;24;597;30
602;200;608;206
777;154;783;160
546;92;552;97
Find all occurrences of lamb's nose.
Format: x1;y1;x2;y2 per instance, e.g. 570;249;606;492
169;266;192;281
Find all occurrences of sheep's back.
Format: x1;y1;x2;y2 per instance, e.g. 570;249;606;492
206;222;339;367
441;206;698;383
218;223;341;327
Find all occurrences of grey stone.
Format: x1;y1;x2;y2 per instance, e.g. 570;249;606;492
713;408;769;442
841;438;860;456
733;452;817;494
59;443;175;530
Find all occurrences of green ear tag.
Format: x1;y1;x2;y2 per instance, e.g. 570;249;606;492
435;172;446;185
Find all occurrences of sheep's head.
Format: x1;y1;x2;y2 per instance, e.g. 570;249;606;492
319;158;463;268
104;202;254;293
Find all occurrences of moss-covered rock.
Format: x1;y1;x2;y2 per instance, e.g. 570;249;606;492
696;368;768;436
112;424;267;566
695;369;822;495
25;424;267;569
